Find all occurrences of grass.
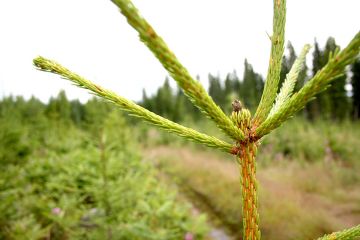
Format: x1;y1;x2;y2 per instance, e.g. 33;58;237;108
261;118;360;167
144;119;360;240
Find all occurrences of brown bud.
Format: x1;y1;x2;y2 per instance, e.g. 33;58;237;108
232;100;242;113
230;146;240;155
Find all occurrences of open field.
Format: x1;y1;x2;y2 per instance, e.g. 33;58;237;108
145;144;360;240
1;94;360;239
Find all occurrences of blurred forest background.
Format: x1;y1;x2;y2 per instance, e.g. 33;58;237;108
1;38;360;239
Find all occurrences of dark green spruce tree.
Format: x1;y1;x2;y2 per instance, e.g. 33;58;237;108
352;58;360;119
141;89;153;112
171;87;186;122
70;99;85;127
45;90;71;123
224;71;242;113
324;37;349;120
241;59;264;112
307;38;350;120
208;74;226;110
280;42;297;87
312;40;331;119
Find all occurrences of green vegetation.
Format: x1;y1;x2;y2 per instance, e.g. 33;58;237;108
31;0;360;239
140;107;360;240
147;119;360;240
1;94;360;239
0;96;208;239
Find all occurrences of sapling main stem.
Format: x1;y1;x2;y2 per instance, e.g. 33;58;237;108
231;102;260;240
238;142;260;240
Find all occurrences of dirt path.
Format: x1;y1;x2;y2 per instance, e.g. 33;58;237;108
145;146;235;240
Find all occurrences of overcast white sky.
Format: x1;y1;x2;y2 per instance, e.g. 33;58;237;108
0;0;359;102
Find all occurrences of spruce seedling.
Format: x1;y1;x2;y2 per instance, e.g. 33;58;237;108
33;0;360;239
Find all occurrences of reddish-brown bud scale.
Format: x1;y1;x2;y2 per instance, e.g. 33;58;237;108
232;100;242;112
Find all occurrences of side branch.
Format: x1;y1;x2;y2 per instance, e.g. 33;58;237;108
254;0;286;125
256;32;360;137
33;56;233;153
316;224;360;240
110;0;245;141
268;44;311;118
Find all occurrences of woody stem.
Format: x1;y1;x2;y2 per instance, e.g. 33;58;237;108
237;142;260;240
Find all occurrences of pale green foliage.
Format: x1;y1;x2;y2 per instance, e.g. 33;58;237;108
33;0;360;239
110;0;245;141
268;44;311;118
317;224;360;240
257;32;360;137
231;108;252;132
33;57;233;153
254;0;286;124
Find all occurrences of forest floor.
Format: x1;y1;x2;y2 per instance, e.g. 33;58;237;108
144;145;360;240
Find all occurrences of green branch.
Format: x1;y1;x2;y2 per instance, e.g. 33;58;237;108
110;0;245;141
254;0;286;125
33;56;234;153
256;31;360;137
317;224;360;240
268;44;311;118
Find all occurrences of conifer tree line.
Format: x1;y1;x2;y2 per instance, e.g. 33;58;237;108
142;37;360;122
1;38;359;125
0;92;115;130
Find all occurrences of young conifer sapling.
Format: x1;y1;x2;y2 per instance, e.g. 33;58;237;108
33;0;360;239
